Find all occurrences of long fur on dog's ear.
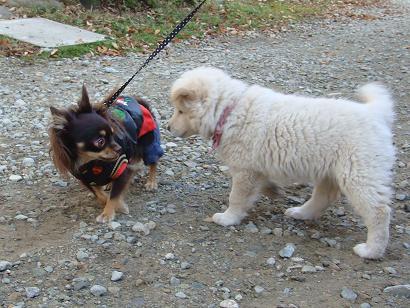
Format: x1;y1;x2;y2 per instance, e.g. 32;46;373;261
170;87;197;108
78;84;92;113
49;107;73;176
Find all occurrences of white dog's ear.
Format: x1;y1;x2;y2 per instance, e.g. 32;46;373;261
171;85;206;109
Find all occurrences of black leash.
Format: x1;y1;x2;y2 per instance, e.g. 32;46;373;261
104;0;207;107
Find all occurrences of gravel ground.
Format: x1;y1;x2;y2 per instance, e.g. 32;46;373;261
1;1;409;307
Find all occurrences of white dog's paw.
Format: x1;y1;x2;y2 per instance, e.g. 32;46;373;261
353;243;384;259
212;212;243;226
285;206;318;220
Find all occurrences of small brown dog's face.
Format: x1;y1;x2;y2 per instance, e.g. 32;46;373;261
49;86;121;172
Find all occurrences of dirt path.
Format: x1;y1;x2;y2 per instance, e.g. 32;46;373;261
0;1;409;307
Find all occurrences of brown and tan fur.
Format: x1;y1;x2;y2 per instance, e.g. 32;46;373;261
49;85;159;223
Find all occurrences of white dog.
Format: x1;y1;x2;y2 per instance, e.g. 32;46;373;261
168;67;395;259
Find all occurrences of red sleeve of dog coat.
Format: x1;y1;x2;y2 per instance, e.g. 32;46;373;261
138;105;157;138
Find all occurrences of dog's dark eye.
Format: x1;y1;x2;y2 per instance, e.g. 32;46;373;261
94;137;106;149
178;110;183;114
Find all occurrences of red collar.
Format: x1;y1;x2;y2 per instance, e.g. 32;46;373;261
211;103;236;151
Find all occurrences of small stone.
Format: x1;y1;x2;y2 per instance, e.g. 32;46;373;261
73;277;90;291
44;266;54;273
273;228;283;236
14;214;28;221
109;221;121;230
266;257;276;266
234;294;243;301
260;227;272;235
165;169;175;176
146;221;156;230
22;157;35;167
219;299;239;308
398;180;409;188
111;271;124;282
254;285;264;294
165;253;175;260
0;261;12;271
301;265;317;273
90;285;107;297
9;175;23;182
15;99;26;107
279;243;295;258
383;284;410;298
25;287;40;298
166;142;178;148
245;221;259;233
395;193;406;201
132;222;150;235
383;267;397;275
341;287;358;301
76;250;89;262
175;291;187;299
219;166;229;172
181;261;191;270
170;276;180;286
360;303;371;308
103;67;118;73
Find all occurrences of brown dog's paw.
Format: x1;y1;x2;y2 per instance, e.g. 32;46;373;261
115;201;129;215
145;180;158;191
96;209;115;223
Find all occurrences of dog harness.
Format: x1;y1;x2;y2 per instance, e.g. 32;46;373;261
75;96;164;186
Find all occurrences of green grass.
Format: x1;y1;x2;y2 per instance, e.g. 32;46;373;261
1;0;374;58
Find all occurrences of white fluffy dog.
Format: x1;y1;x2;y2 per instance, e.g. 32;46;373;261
167;67;395;259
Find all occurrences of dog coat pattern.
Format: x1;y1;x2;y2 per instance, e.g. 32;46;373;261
75;96;164;186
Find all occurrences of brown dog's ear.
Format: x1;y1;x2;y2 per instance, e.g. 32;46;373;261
50;106;68;129
77;84;92;113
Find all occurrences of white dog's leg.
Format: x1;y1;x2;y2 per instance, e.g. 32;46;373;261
285;178;339;220
345;189;391;259
212;171;263;226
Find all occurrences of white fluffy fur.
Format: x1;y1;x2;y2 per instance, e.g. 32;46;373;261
168;67;395;259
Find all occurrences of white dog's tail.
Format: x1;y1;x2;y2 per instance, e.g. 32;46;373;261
358;83;394;128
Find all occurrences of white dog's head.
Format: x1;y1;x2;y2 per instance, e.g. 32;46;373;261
168;67;243;139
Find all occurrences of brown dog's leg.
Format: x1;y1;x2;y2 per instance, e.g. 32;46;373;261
96;168;133;223
92;186;108;205
145;163;158;191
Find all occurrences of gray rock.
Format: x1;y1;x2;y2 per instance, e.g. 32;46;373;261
90;284;107;297
9;174;23;182
175;291;187;299
73;277;90;291
266;257;276;266
219;299;239;308
76;250;89;261
340;287;358;301
0;260;12;271
245;221;259;233
360;303;371;308
301;265;317;273
279;243;295;258
170;276;180;286
109;221;121;230
111;271;124;282
25;287;40;298
254;285;265;294
15;214;28;220
181;261;191;270
383;284;410;298
0;6;13;19
273;227;283;236
22;157;35;167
